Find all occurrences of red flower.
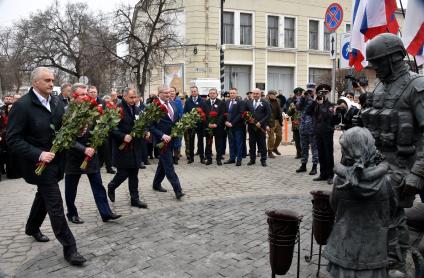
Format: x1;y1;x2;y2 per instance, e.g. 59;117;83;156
97;106;104;115
106;102;116;109
72;92;79;99
209;111;218;118
196;107;206;122
90;98;98;107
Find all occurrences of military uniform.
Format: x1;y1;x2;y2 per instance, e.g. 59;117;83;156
358;33;424;273
296;95;319;169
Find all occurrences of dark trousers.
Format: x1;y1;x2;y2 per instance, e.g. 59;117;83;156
26;183;76;250
140;139;148;164
147;141;159;158
316;132;334;179
108;168;140;201
188;128;204;160
242;126;247;158
65;173;113;219
98;137;113;170
293;129;301;157
205;133;225;161
248;126;267;162
228;128;243;162
153;144;182;193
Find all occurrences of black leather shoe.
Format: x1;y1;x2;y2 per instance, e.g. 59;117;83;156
261;161;267;167
131;200;148;208
107;185;115;202
187;159;194;164
26;231;49;242
64;251;87;266
175;191;185;200
102;213;122;222
327;178;334;185
106;168;116;174
173;157;179;165
205;160;212;165
247;160;255;166
217;160;222;166
224;160;235;164
153;186;167;192
139;163;146;169
313;176;326;181
200;158;206;164
236;161;242;166
68;216;84;224
273;149;282;155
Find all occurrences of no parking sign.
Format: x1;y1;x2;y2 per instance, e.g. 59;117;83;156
325;3;343;31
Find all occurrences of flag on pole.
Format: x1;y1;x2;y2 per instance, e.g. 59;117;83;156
360;0;399;41
349;0;368;71
402;0;424;66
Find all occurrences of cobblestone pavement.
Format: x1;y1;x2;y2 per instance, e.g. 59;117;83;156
0;132;342;277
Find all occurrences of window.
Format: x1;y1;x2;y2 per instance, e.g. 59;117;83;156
284;17;295;48
267;67;294;97
223;12;234;44
224;65;251;94
346;23;351;32
268;16;279;47
324;25;331;51
309;68;331;84
240;13;252;45
309;20;319;50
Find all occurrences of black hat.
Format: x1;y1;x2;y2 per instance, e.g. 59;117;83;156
293;87;304;95
316;84;331;94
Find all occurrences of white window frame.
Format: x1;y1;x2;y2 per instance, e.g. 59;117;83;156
267;14;297;49
223;9;255;46
308;18;327;51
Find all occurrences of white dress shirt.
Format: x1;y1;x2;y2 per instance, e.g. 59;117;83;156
33;88;51;112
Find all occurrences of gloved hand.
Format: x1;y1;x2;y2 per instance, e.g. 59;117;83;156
403;173;424;196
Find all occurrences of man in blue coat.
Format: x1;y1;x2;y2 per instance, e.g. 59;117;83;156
107;88;147;208
150;85;185;200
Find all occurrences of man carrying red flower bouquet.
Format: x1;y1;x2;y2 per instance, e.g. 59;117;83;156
203;88;226;165
149;85;185;200
6;67;86;265
245;88;271;167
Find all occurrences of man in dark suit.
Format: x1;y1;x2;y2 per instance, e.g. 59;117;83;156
149;85;185;200
183;86;205;164
224;88;246;166
58;83;71;107
6;67;86;265
203;88;226;165
245;88;271;167
107;88;147;208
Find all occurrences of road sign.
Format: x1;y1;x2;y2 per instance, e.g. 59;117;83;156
329;32;337;60
340;32;351;68
325;3;344;31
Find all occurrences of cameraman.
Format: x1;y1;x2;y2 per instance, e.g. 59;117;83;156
309;84;338;184
334;96;360;130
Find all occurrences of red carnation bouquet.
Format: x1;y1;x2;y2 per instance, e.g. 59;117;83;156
196;107;206;123
118;98;167;150
241;111;266;133
35;95;100;175
156;108;202;153
80;103;121;170
206;111;219;143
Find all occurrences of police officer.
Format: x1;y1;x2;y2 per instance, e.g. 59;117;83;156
310;84;337;184
358;33;424;277
295;87;318;175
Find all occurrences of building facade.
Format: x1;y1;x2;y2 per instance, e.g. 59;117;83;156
148;0;354;96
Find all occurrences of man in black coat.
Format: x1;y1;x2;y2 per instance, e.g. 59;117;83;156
6;67;86;265
245;88;271;167
149;85;185;200
107;88;147;208
203;88;226;165
183;86;205;164
58;83;71;107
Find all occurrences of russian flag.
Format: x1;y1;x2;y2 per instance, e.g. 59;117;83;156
402;0;424;66
360;0;399;41
349;0;368;71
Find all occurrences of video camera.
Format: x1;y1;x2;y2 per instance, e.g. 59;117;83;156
345;75;368;88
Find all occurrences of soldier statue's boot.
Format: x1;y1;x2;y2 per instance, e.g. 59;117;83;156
309;164;317;175
268;151;276;159
295;163;307;173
